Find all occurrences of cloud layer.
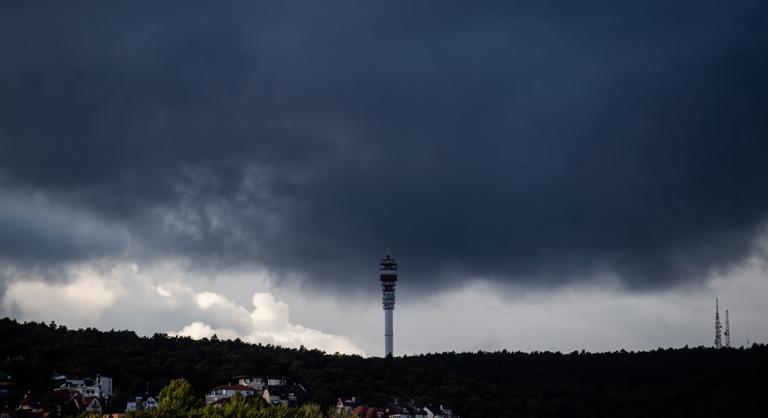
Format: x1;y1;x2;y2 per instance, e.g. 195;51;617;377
1;262;365;355
169;291;365;355
3;271;119;322
2;253;767;355
1;2;768;294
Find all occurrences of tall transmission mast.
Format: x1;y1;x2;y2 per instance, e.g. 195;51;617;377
724;310;730;348
380;252;398;357
714;298;722;349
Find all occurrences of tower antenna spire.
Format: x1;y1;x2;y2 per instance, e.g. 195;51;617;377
714;298;722;349
725;309;730;348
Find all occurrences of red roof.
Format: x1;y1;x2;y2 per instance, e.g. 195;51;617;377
82;396;99;406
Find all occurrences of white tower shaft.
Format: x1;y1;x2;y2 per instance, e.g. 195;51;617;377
725;309;730;348
380;253;398;358
385;309;393;356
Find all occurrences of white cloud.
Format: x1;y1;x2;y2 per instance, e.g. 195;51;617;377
2;267;121;323
170;291;366;355
0;261;366;356
170;321;241;340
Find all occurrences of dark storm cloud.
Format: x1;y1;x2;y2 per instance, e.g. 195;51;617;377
0;198;124;265
1;1;767;290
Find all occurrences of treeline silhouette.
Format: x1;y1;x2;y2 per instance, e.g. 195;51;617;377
1;317;766;418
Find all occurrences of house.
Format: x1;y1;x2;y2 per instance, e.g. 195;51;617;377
145;396;159;410
233;376;287;392
126;398;139;412
262;383;308;407
424;405;453;418
63;392;102;414
337;396;362;414
205;385;256;404
78;385;100;398
126;396;158;412
94;375;113;397
354;405;385;418
51;388;84;416
16;391;46;416
234;376;267;392
52;375;84;387
385;400;427;418
80;396;102;414
51;374;113;398
209;397;231;407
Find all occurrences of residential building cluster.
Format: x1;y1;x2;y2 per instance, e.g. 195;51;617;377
125;396;158;413
0;372;458;418
337;396;458;418
205;375;308;407
1;374;113;417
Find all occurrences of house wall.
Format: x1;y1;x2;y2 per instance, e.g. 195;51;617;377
96;376;113;396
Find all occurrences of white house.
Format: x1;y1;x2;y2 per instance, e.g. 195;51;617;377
126;396;158;412
78;385;100;397
205;385;256;404
235;376;266;392
262;384;308;407
424;405;453;418
337;396;361;414
234;376;287;393
145;397;159;410
385;400;427;418
52;375;112;398
94;375;113;397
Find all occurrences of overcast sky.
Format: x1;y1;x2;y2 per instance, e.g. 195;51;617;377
2;1;767;356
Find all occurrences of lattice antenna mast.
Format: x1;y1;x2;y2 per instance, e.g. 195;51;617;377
724;310;730;348
714;298;722;349
380;252;398;357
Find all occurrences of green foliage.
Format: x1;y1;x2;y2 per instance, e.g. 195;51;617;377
156;378;202;418
199;393;264;418
135;386;336;418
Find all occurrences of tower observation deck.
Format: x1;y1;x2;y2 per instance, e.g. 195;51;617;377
380;253;397;357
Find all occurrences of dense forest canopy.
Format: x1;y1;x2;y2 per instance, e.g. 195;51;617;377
1;318;766;418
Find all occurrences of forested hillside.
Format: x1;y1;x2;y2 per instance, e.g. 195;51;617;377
2;317;767;417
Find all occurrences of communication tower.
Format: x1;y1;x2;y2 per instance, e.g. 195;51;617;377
724;309;730;348
714;298;722;349
380;252;398;357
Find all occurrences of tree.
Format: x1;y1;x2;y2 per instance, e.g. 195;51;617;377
155;378;201;418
